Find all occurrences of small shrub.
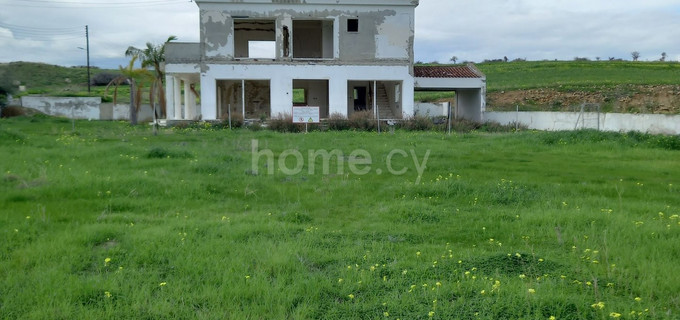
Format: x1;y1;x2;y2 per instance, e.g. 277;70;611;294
347;111;376;131
220;112;243;128
488;179;539;206
399;115;434;131
268;113;302;133
465;253;561;277
247;122;263;131
147;147;192;159
646;133;680;150
450;119;482;132
278;212;313;224
479;121;525;133
327;113;350;131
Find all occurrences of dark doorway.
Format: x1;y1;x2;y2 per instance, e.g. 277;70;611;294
353;87;367;111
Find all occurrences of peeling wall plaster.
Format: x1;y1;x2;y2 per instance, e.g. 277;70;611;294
198;5;414;63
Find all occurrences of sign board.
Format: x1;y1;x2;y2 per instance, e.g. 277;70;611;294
292;106;320;124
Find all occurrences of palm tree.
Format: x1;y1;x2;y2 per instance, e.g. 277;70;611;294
106;55;155;126
125;35;177;118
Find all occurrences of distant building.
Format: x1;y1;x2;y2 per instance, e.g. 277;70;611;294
164;0;486;122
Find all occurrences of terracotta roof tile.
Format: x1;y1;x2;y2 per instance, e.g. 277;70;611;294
414;65;483;78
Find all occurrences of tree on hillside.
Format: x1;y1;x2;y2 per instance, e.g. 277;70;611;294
449;56;458;64
125;35;177;119
661;52;667;62
631;51;640;61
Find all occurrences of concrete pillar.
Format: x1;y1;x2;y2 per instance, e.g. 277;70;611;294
165;75;175;120
328;78;347;117
174;77;183;120
217;86;222;119
456;89;483;122
184;81;195;120
200;76;216;120
401;77;415;118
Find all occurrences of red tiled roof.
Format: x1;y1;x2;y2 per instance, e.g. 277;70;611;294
414;65;483;78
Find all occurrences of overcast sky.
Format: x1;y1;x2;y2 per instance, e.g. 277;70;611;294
1;0;679;69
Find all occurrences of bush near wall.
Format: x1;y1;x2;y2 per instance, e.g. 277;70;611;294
268;113;304;133
347;111;377;131
327;113;350;131
218;112;244;128
398;115;434;131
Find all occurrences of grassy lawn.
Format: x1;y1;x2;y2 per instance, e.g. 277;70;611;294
1;117;679;319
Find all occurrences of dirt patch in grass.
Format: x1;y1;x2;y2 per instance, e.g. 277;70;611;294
1;105;45;118
487;85;680;114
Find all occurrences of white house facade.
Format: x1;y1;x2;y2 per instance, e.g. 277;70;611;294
164;0;486;122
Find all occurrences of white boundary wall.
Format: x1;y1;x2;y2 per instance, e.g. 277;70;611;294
414;102;448;117
21;96;101;120
485;111;680;135
19;96;163;122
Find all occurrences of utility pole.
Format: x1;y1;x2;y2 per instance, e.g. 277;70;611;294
85;25;91;93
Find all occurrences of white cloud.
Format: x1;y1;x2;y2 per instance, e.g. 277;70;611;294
415;0;680;62
0;1;199;68
0;0;678;68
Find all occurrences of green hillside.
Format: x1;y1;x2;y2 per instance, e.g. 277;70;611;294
0;62;92;88
476;60;680;92
0;62;123;103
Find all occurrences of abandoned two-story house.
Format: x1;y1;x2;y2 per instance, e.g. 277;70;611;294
164;0;486;122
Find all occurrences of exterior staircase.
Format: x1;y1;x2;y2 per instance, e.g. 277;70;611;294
375;84;396;119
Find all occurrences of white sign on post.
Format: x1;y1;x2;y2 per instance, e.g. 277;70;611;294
292;106;320;124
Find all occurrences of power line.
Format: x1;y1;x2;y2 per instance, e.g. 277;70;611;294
0;34;83;41
0;22;83;32
1;0;190;8
0;22;85;41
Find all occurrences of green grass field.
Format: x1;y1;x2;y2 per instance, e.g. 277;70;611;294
475;61;680;92
1;116;679;319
